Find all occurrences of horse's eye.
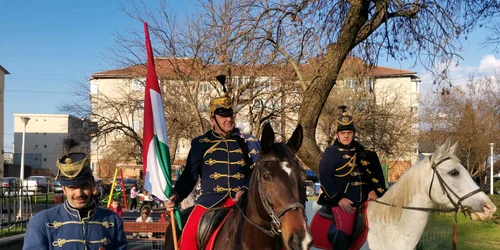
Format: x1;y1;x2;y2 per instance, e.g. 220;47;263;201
262;173;272;181
448;170;459;176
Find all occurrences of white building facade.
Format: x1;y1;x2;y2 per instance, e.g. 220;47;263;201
13;114;90;175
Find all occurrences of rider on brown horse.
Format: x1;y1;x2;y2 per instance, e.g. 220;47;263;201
165;76;261;249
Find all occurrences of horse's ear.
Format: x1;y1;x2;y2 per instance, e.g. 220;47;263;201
449;141;459;155
287;124;303;153
444;138;451;151
261;123;275;155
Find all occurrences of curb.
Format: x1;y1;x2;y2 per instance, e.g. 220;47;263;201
0;233;25;245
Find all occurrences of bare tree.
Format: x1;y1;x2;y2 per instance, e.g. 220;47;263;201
64;0;498;172
318;74;417;162
420;74;500;179
230;0;499;172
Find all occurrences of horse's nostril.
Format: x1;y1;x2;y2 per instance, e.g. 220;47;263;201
484;203;494;213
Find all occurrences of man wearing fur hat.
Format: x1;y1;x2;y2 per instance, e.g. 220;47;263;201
23;141;127;250
318;106;386;250
165;75;261;250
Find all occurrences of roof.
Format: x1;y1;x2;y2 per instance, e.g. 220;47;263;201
91;57;418;80
0;65;10;74
371;66;416;77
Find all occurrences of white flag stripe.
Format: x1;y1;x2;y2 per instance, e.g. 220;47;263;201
145;139;169;201
150;89;168;145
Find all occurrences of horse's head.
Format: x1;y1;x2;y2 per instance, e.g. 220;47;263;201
249;123;312;250
427;139;496;221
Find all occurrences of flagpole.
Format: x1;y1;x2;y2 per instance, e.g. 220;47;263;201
143;22;180;250
170;210;179;249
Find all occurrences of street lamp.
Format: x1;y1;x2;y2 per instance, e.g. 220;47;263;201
19;116;30;218
490;143;495;195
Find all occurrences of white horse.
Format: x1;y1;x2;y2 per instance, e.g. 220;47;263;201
308;140;497;250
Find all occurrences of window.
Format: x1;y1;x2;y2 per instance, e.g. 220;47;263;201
200;83;210;93
344;79;359;89
411;106;419;114
133;120;141;132
411;81;420;93
90;81;98;94
131;78;145;91
364;79;373;91
256;77;271;91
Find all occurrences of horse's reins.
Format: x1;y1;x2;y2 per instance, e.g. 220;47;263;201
374;156;483;221
235;157;305;238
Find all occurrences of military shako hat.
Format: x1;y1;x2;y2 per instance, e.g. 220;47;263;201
210;97;233;117
335;105;355;132
55;139;93;186
210;75;234;117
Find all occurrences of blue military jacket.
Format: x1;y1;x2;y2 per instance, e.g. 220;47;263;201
174;128;261;208
23;201;127;250
318;141;386;206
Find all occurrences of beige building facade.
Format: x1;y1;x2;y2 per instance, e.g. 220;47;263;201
89;59;420;181
13;114;90;175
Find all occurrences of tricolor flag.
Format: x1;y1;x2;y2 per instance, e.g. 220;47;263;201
142;22;182;229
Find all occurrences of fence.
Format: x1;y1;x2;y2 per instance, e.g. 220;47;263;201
1;183;55;235
124;221;170;250
416;225;456;250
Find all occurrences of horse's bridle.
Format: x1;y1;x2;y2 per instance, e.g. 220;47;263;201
428;157;483;214
235;158;305;237
375;156;483;219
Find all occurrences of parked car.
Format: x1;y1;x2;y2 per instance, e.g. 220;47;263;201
305;169;319;183
23;176;52;193
305;180;316;197
114;178;139;193
51;180;63;193
1;177;21;196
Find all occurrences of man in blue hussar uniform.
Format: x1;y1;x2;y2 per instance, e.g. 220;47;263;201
318;106;386;250
23;142;127;250
165;76;261;250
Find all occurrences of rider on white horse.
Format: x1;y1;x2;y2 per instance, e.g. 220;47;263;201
318;106;387;250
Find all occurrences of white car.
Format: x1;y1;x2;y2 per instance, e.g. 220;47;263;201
23;176;52;193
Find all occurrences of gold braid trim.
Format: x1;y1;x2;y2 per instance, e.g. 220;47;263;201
55;157;89;179
210;172;245;180
52;237;111;247
213;185;242;193
47;221;115;229
335;154;357;177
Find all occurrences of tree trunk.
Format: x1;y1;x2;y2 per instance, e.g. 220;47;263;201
297;45;352;172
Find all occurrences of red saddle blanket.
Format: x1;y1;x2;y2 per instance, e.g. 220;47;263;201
310;208;369;250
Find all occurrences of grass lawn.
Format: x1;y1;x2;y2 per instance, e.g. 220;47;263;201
418;194;500;250
0;228;25;238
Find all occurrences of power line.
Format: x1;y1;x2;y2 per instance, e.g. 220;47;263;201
5;89;70;94
7;77;80;81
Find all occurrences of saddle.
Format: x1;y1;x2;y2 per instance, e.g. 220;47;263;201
197;207;233;250
318;204;367;240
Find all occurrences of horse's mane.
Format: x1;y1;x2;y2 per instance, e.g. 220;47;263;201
369;147;460;224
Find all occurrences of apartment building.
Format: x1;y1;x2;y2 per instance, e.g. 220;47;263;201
89;58;420;181
0;65;9;177
13;114;90;175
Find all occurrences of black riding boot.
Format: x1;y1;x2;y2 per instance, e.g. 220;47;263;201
331;231;351;250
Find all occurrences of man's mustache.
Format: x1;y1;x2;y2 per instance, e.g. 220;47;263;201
74;194;89;200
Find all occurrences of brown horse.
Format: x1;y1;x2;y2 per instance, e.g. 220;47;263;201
165;123;312;250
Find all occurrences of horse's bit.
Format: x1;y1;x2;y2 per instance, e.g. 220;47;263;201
235;158;305;237
375;156;483;220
